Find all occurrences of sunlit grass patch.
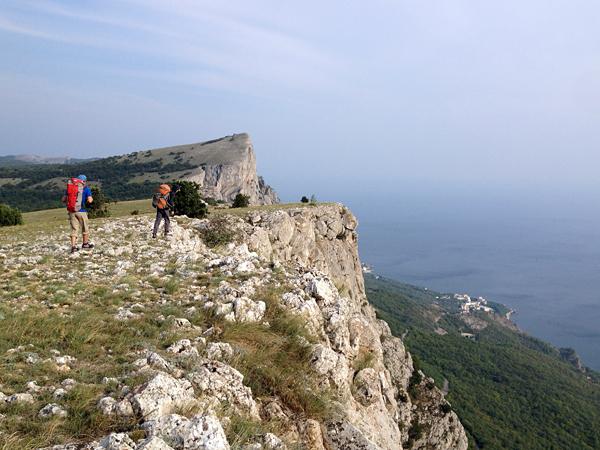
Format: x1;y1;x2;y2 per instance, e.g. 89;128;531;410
221;285;336;421
0;382;138;449
225;413;268;448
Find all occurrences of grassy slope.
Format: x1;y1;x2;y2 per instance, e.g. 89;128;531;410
0;134;257;212
0;200;314;238
365;274;600;450
0;201;334;449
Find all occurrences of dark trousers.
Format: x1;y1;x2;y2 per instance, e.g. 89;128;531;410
153;209;170;235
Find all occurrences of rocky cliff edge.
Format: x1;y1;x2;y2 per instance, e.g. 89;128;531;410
0;204;467;450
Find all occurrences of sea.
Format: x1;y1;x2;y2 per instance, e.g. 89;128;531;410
340;185;600;371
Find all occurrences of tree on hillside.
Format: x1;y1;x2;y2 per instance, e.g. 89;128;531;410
232;193;250;208
301;196;309;203
172;180;208;218
0;203;23;227
87;186;111;219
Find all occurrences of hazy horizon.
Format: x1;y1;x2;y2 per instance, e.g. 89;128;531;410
2;1;600;194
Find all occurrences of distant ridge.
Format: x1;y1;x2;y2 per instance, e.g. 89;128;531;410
0;133;278;211
0;155;95;167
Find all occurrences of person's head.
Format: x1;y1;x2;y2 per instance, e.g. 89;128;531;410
77;174;87;183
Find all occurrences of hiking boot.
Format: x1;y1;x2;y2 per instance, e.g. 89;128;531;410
71;246;79;254
81;243;94;249
152;234;157;239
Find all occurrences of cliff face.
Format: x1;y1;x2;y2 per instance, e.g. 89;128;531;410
142;133;279;205
241;205;468;449
0;204;466;450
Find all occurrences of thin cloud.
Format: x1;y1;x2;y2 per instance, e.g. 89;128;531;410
0;0;343;96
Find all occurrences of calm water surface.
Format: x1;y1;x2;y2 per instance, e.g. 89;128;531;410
344;188;600;370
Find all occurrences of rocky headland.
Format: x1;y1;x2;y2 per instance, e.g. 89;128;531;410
0;204;467;449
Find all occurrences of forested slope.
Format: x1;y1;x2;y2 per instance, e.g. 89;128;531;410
365;274;600;450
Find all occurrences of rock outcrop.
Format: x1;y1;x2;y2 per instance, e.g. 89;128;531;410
1;204;466;450
240;205;468;449
139;133;279;205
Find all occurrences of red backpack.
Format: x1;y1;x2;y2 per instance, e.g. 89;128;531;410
66;178;84;212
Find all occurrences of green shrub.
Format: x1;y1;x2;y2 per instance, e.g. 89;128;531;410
301;196;309;203
0;203;23;226
310;194;317;204
440;402;452;414
172;180;207;218
232;193;250;208
199;216;237;248
87;186;111;219
407;420;424;446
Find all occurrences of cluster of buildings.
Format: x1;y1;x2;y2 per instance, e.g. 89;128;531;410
454;293;494;313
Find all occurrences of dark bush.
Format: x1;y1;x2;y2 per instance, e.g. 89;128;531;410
204;197;219;206
0;203;23;227
87;186;111;219
172;180;208;218
199;216;236;247
407;420;424;446
232;193;250;208
130;210;139;216
301;196;309;203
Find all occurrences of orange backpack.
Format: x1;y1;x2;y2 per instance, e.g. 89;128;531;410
152;184;171;209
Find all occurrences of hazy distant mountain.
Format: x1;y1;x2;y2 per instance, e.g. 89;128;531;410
0;155;94;167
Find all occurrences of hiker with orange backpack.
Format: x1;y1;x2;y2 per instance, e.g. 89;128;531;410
152;184;174;238
62;174;94;254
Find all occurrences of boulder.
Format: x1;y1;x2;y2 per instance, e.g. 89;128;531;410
136;437;175;450
144;413;230;450
38;403;68;418
187;361;259;419
233;297;266;323
98;433;136;450
6;393;34;405
131;372;196;420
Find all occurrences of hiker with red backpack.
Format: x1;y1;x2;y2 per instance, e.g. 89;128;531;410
62;174;94;254
152;184;174;238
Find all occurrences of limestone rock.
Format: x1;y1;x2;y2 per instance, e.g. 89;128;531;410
352;368;381;407
98;397;134;417
205;342;234;361
322;421;382;450
262;433;286;449
233;297;266;323
158;133;278;205
143;413;230;450
303;419;326;450
166;339;200;359
6;392;34;405
131;372;196;420
180;414;230;450
98;433;136;450
187;361;259;419
136;437;175;450
38;403;68;418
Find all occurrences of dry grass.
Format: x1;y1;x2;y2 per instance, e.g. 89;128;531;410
221;285;337;422
0;200;339;448
353;350;376;373
0;285;208;449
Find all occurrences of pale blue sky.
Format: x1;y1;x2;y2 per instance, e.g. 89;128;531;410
1;1;600;199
